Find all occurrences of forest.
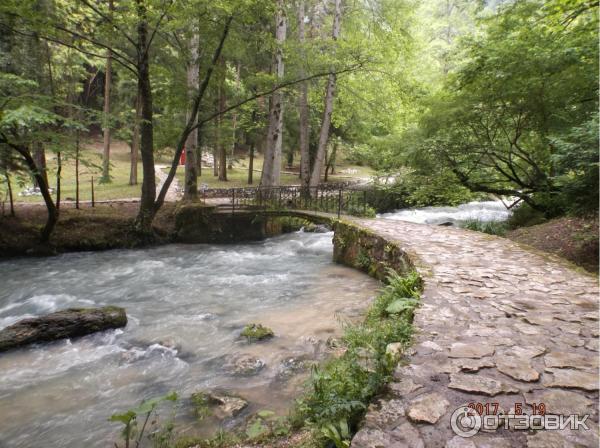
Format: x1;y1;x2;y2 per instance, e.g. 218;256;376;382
0;0;596;243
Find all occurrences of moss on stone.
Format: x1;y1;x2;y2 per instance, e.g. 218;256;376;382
241;323;274;341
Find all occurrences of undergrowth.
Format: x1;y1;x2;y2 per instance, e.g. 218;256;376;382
462;219;509;236
292;269;422;446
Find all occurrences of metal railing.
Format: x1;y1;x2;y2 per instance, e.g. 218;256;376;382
210;183;371;218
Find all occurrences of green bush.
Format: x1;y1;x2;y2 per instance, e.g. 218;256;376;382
507;204;547;229
462;220;509;236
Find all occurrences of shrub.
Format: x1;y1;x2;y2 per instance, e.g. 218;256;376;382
462;220;509;236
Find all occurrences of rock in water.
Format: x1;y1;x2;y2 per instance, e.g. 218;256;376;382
205;391;248;418
0;306;127;352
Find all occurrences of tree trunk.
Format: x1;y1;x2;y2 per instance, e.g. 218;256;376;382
248;143;255;184
324;138;338;182
134;0;156;236
5;173;14;217
213;119;219;176
75;131;80;209
100;0;114;184
309;0;342;189
56;151;61;212
32;143;48;189
218;59;227;181
184;33;199;199
230;62;241;170
129;93;140;185
15;145;57;242
260;0;286;187
298;0;310;187
197;128;202;177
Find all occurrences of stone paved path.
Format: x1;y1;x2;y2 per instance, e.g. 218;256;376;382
346;217;599;448
155;164;181;201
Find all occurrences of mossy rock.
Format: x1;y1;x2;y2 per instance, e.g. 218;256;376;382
0;306;127;352
241;323;274;341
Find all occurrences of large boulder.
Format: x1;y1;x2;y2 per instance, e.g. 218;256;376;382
0;306;127;352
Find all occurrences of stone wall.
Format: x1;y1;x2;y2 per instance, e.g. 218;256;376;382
332;220;415;281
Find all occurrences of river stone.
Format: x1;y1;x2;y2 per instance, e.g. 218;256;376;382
543;368;599;391
449;342;494;359
524;389;593;415
303;223;331;233
448;373;518;396
407;393;449;424
496;356;540;382
544;351;597;370
206;391;248;418
227;354;265;375
0;306;127;352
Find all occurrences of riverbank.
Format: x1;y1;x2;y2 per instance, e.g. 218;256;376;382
0;203;178;258
507;215;599;273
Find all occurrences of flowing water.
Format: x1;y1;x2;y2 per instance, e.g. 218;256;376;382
0;231;379;448
378;200;512;226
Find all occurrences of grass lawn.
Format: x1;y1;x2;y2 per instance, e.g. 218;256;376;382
3;139;165;203
173;152;374;189
1;139;375;204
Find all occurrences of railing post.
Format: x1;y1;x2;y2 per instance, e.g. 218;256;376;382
232;189;235;215
337;188;342;218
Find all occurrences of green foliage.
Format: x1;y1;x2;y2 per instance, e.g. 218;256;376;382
407;0;598;215
244;410;290;442
321;420;351;448
507;204;547;229
550;113;599;216
240;323;274;341
110;392;178;448
356;249;372;270
295;270;421;436
190;392;211;421
462;220;508;236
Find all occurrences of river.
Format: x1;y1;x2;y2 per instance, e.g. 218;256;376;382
378;200;511;226
0;231;378;447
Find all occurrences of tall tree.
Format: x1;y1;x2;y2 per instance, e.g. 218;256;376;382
217;57;227;181
297;0;310;187
100;0;114;184
309;0;341;188
183;32;199;199
134;0;157;235
260;0;286;187
129;92;140;185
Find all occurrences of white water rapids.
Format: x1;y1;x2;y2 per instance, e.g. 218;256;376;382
0;231;378;448
378;200;512;226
